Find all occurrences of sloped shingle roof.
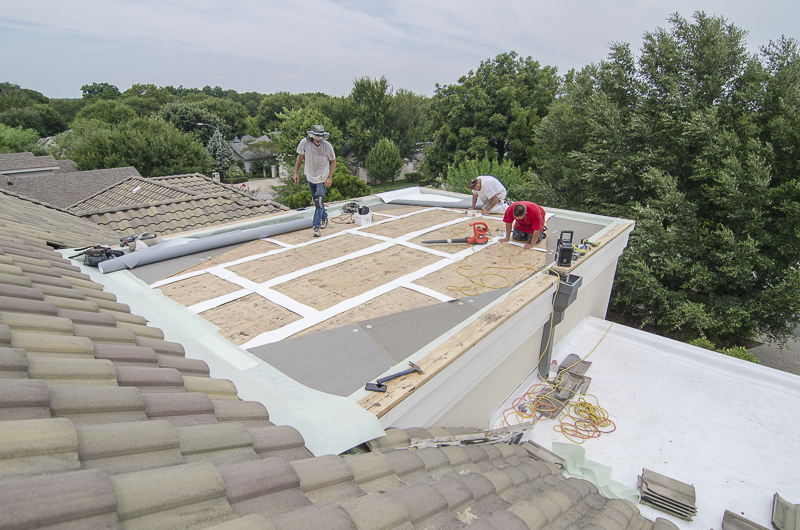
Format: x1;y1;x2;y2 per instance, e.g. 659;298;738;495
0;166;141;210
0;153;59;174
0;192;676;530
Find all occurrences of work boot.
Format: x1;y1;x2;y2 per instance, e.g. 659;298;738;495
313;227;320;237
321;217;328;229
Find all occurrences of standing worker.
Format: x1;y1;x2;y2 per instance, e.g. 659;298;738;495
500;201;547;250
468;175;508;215
294;125;336;237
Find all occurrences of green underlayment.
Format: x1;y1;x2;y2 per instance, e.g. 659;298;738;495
552;443;641;503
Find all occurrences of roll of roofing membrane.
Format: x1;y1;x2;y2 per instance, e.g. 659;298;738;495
98;218;311;273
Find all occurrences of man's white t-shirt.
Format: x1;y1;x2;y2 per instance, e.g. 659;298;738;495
474;175;507;208
297;138;336;184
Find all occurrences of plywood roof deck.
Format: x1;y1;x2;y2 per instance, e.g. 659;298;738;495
150;203;634;415
154;206;550;347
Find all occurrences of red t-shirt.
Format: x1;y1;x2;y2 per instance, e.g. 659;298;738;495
503;201;546;234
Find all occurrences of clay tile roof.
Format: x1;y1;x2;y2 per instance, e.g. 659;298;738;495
69;173;288;236
0;191;674;530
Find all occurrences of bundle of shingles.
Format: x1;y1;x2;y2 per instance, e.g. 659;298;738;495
533;353;592;417
638;468;698;521
720;492;799;530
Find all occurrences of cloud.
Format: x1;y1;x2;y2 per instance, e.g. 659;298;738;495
2;0;798;98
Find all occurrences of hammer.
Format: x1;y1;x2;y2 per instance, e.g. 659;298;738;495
365;362;424;392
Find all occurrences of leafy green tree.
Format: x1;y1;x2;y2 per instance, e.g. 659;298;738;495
532;12;800;346
0;82;49;112
347;76;395;163
120;96;163;117
331;164;370;198
242;138;274;178
271;107;342;163
229;91;266;117
157;102;229;144
0;123;41;153
256;92;327;134
48;98;87;125
53;117;210;177
81;82;121;100
424;52;560;180
310;95;355;137
444;157;528;202
75;99;137;125
123;83;174;105
390;88;431;160
205;128;236;173
194;98;249;138
365;138;403;191
0;104;67;137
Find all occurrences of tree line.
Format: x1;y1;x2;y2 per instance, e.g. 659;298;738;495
2;11;798;348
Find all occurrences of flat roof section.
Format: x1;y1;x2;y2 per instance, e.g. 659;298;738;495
152;206;551;349
492;316;800;530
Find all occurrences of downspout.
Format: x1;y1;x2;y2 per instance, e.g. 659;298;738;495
538;274;583;378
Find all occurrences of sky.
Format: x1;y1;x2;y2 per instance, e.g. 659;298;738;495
2;1;798;100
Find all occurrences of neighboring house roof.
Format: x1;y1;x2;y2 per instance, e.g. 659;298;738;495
230;135;274;162
0;165;141;209
0;188;120;247
0;192;675;530
0;152;60;175
69;174;288;236
54;159;78;173
151;173;250;196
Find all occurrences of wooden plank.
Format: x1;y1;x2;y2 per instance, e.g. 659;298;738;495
408;217;507;254
268;213;360;245
272;246;442;311
289;287;440;338
229;234;379;284
199;293;302;346
412;240;548;297
170;239;281;276
357;273;558;417
157;273;242;307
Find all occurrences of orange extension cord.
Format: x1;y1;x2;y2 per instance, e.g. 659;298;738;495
502;322;616;443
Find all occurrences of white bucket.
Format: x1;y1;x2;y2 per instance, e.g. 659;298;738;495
354;212;373;226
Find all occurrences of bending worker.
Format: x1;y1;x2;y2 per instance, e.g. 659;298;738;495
468;175;508;215
294;125;336;238
500;201;547;250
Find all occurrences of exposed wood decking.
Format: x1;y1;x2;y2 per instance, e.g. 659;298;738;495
155;207;549;348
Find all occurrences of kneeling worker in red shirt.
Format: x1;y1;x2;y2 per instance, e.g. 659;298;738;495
500;201;547;250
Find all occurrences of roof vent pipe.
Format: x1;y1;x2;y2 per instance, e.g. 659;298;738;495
538;274;582;379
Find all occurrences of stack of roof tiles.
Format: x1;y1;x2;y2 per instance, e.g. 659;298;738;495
0;192;678;529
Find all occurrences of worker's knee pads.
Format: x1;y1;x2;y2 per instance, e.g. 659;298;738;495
313;195;324;209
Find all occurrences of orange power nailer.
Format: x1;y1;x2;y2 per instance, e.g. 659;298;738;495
421;221;490;245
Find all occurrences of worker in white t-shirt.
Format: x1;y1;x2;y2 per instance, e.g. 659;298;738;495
468;175;508;215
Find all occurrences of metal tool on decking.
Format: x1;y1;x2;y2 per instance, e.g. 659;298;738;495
365;361;424;392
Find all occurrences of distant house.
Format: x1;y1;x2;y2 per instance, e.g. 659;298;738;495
229;135;276;177
0;152;139;209
69;173;287;236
